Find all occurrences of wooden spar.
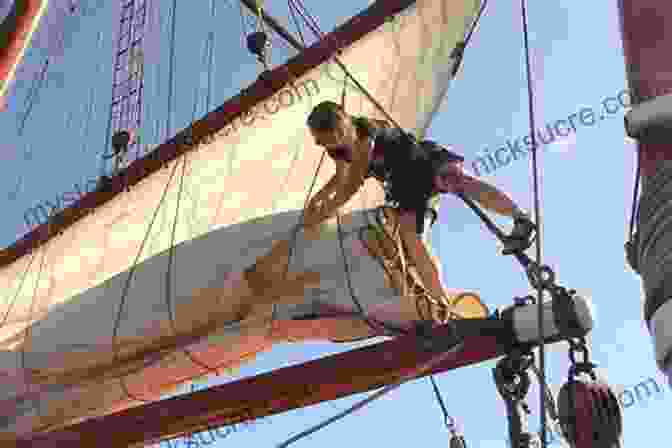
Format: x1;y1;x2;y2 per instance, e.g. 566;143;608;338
15;318;571;447
618;1;672;375
0;0;418;267
618;0;672;178
0;0;48;99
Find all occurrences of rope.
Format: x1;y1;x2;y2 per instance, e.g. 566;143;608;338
165;0;178;139
4;208;59;424
17;58;49;137
272;152;327;338
287;0;488;137
160;31;230;382
429;374;451;426
206;0;217;111
276;345;460;448
628;145;641;244
335;212;409;337
519;0;548;446
464;0;488;52
110;0;183;403
19;215;53;418
287;0;306;47
0;245;39;332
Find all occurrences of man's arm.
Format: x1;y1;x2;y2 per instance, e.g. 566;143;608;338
454;170;527;219
303;142;369;228
305;158;349;214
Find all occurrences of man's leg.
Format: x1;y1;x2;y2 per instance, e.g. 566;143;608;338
396;209;447;303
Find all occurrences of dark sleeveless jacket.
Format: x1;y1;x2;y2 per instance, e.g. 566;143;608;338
366;125;463;208
348;117;464;234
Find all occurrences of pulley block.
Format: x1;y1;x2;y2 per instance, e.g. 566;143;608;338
111;129;134;154
247;31;268;59
557;376;622;448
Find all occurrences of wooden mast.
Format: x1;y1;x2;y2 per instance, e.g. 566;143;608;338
0;0;49;100
618;0;672;382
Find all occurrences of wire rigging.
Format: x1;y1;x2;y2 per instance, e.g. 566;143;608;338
276;345;460;448
17;59;50;137
162;33;224;383
518;0;547;446
267;1;491;444
165;0;178;141
206;0;216;111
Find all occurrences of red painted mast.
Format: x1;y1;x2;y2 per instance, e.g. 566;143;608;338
0;0;48;100
619;0;672;383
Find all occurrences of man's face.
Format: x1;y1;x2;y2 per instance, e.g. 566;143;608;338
310;127;347;150
310;126;356;162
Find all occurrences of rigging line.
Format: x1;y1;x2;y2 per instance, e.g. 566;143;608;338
463;0;488;50
289;4;454;337
529;364;559;422
17;59;49;137
111;151;183;403
237;0;254;39
287;0;306;47
165;0;178;140
519;1;547;447
101;26;117;178
273;151;327;339
276;342;460;448
110;7;186;394
336;212;409;337
286;0;487;139
287;0;321;37
331;80;412;337
161;36;223;378
206;0;216;111
18;211;56;417
164;150;221;376
291;0;324;37
113;0;194;403
20;62;41;111
80;86;96;154
428;375;451;427
206;32;215;111
0;248;39;330
628;145;641;241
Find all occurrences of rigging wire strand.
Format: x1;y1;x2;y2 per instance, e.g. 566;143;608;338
111;0;182;404
206;0;216;111
276;346;460;448
519;0;547;446
628;145;641;245
161;30;227;382
17;212;56;423
251;5;492;443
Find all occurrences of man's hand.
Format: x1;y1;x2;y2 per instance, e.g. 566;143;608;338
302;198;328;228
502;213;536;255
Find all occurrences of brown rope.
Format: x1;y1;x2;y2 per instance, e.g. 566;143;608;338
359;207;460;324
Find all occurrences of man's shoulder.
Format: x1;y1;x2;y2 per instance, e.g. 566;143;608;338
374;127;416;146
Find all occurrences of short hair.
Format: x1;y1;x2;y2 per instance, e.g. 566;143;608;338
306;101;344;132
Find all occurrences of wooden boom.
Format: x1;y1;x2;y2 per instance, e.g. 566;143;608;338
15;315;577;448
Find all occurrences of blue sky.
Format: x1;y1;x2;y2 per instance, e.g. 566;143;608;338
0;0;665;446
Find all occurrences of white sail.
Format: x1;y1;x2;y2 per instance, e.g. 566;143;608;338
0;0;481;438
